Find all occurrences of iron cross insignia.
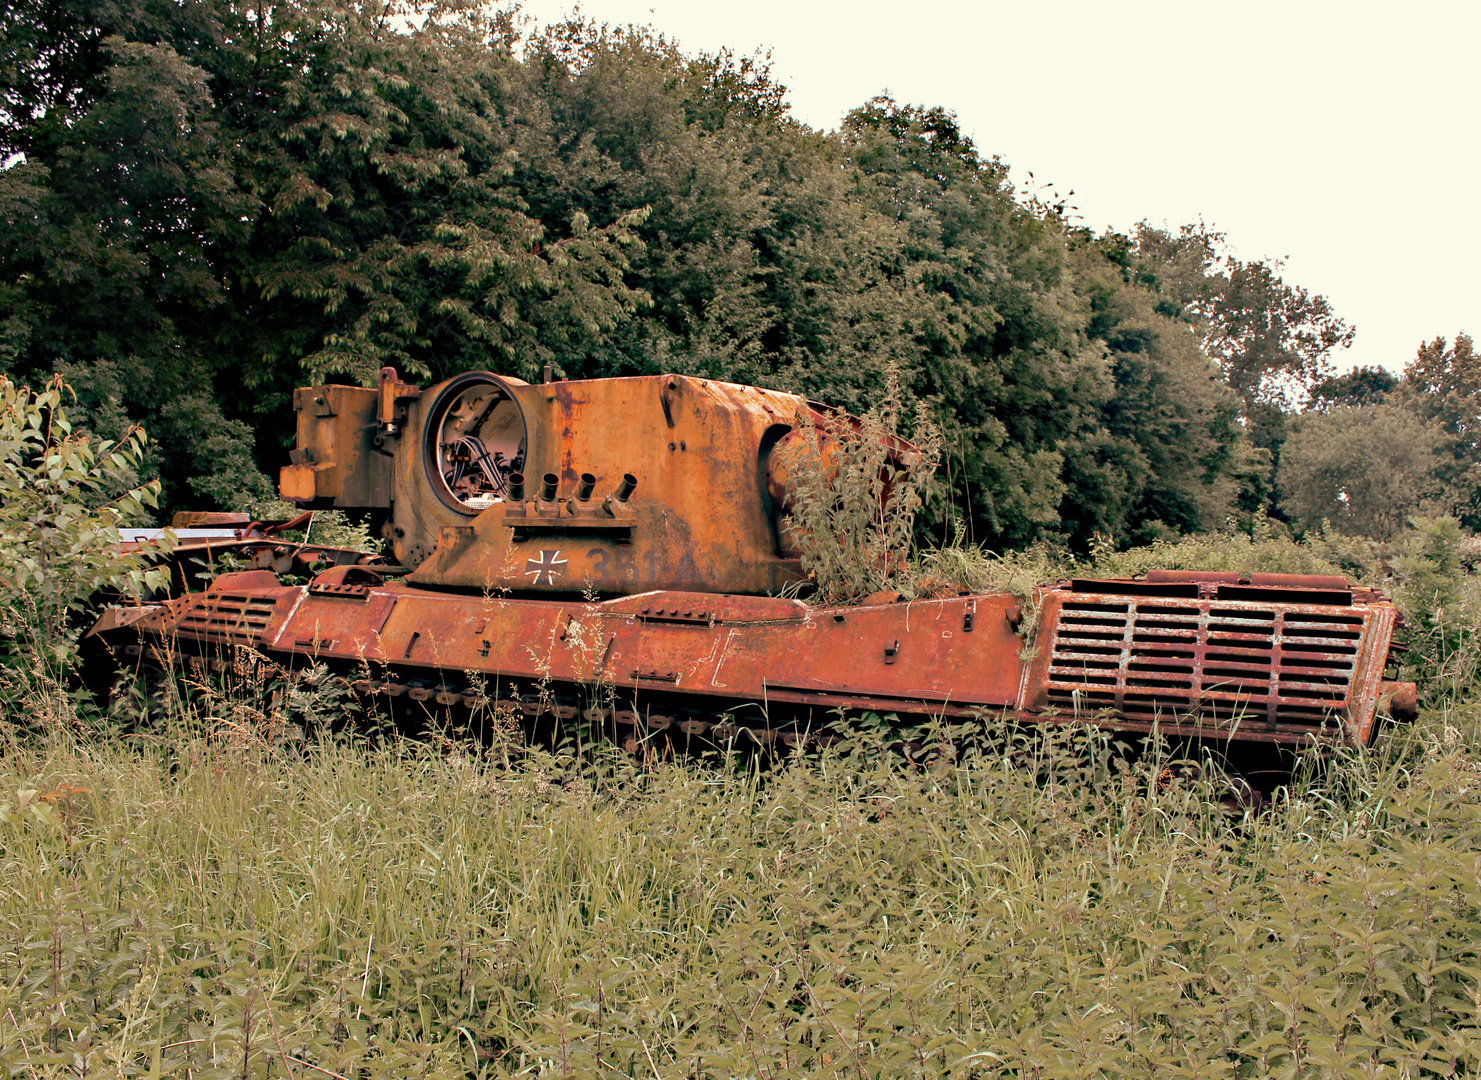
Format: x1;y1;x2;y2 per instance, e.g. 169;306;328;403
525;549;567;586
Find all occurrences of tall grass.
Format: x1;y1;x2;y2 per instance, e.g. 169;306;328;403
3;702;1481;1077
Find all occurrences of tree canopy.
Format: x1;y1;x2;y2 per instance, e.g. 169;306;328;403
2;0;1430;551
1278;406;1446;541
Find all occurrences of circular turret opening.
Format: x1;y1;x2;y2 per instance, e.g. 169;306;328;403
422;372;528;515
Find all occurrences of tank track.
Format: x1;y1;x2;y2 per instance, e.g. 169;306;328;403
114;636;846;756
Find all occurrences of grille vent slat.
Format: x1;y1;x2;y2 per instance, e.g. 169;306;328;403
1044;597;1367;730
178;594;278;641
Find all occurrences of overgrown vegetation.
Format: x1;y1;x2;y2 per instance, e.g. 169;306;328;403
6;676;1481;1077
5;1;1481;1073
0;376;168;723
775;367;941;603
4;481;1481;1074
9;0;1448;552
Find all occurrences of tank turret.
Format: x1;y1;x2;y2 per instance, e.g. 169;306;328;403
280;366;908;596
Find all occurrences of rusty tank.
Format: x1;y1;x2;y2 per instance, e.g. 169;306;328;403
88;366;1417;758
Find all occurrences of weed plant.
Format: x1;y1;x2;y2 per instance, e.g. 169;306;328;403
0;376;169;731
5;514;1481;1076
776;364;941;604
248;498;381;554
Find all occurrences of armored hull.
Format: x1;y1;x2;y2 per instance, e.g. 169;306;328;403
91;565;1412;753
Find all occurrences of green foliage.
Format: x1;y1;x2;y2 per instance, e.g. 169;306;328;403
829;99;1252;550
915;536;1068;598
0;375;168;721
779;367;941;603
1390;516;1481;710
1272;335;1481;541
1309;364;1399;409
251;498;381;553
1399;333;1481;448
0;0;1316;549
303;509;379;554
1395;333;1481;530
1079;524;1347;581
0;0;258;510
908;521;1372;649
1278;405;1448;540
913;518;1367;601
1128;222;1356;410
246;6;653;390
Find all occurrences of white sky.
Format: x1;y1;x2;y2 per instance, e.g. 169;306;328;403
509;0;1479;376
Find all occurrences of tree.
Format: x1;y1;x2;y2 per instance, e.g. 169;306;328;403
502;19;802;384
0;374;167;718
832;99;1243;548
1398;333;1481;450
0;0;257;507
836;97;1078;545
0;1;651;510
1126;223;1358;522
1130;223;1354;410
1075;252;1244;544
1278;405;1446;540
1395;332;1481;528
240;7;653;390
0;1;1324;554
1309;365;1398;409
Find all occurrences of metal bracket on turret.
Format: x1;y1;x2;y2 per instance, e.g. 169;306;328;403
501;499;636;535
375;365;422;441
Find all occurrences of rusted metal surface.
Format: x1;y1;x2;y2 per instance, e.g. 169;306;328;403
95;566;1414;750
279;384;393;506
112;510;392;606
283;368;875;596
105;577;1026;724
1021;580;1407;746
89;366;1419;755
125;536;385;587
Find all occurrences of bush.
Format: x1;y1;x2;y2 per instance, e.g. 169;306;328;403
777;367;940;603
0;375;168;728
8;376;1481;1075
249;498;381;554
1389;516;1481;714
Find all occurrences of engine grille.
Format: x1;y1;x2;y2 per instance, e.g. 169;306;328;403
177;594;279;642
1040;596;1369;731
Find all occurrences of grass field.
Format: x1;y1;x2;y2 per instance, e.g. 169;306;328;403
3;706;1481;1078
